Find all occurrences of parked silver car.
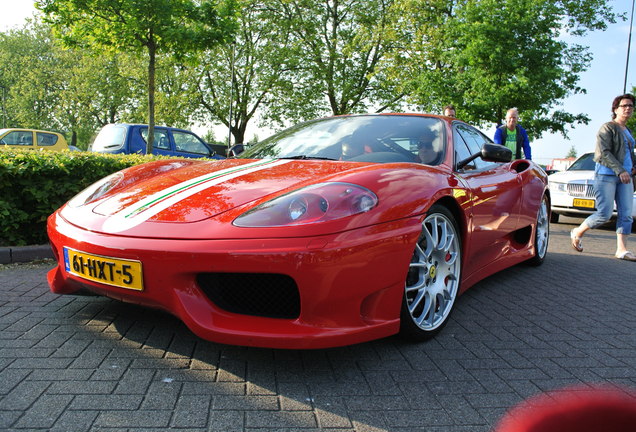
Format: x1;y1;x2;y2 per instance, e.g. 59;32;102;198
548;152;636;223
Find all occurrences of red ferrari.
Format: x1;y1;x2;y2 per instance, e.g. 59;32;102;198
47;114;550;349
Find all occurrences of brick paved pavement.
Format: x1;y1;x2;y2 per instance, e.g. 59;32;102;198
1;218;635;431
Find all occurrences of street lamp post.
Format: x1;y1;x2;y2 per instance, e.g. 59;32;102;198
625;0;635;94
227;43;235;150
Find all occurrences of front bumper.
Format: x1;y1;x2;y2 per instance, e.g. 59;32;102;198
47;212;421;349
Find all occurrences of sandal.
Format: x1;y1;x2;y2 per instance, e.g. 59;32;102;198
616;251;636;261
570;229;583;252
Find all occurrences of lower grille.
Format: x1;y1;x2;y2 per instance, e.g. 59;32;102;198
197;273;300;319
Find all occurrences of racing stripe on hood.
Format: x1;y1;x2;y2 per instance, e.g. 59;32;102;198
102;159;292;233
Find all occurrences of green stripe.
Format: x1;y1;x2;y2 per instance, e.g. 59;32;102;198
123;159;275;219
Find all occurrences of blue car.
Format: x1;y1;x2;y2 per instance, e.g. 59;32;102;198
90;124;225;159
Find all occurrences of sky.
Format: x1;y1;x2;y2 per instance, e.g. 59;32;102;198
2;0;635;165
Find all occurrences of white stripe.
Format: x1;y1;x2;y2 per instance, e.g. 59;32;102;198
102;159;292;233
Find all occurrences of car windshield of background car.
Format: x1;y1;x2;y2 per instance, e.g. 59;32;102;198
92;125;127;151
568;153;595;171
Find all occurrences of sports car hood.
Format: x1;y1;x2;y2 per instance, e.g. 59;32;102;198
59;158;446;238
92;159;302;222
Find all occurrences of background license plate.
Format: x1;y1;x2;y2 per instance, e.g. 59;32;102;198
573;198;595;209
64;248;143;291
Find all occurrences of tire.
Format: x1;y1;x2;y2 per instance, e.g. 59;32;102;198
400;204;462;341
527;194;550;266
550;211;559;223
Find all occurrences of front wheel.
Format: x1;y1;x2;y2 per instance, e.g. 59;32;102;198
400;205;462;341
527;194;549;266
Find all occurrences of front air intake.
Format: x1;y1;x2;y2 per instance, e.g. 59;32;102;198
197;273;300;319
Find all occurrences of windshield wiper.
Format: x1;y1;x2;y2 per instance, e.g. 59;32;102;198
280;155;337;161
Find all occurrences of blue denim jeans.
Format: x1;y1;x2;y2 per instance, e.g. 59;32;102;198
584;174;634;234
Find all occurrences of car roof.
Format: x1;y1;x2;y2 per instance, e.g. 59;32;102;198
103;123;192;132
0;128;63;135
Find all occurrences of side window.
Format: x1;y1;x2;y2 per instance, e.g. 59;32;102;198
4;131;33;146
172;131;209;155
453;127;475;170
154;130;170;149
455;124;492;169
37;132;59;147
140;128;170;149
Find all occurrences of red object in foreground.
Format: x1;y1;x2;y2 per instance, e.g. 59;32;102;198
495;385;636;432
47;114;550;349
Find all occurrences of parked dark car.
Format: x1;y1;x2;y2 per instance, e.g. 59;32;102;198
90;124;225;159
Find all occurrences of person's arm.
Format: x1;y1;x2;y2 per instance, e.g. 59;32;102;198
521;127;531;160
493;127;503;144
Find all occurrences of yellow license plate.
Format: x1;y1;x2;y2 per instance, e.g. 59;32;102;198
573;198;595;209
63;247;143;291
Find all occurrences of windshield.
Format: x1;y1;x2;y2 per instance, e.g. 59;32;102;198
240;115;446;165
92;125;127;151
568;153;595;171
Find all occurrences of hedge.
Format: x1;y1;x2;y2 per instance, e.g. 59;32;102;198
0;149;169;246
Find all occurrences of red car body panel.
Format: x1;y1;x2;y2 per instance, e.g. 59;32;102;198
46;115;549;349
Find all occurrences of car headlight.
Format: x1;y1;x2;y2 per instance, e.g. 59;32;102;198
67;172;124;207
549;182;567;193
233;182;378;227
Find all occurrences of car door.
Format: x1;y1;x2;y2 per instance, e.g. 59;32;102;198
151;128;172;156
453;123;522;278
138;127;173;156
169;130;212;158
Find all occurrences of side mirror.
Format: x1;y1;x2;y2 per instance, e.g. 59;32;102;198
481;143;512;162
456;143;512;170
228;143;245;157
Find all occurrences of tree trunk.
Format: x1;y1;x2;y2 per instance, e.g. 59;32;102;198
232;126;245;145
146;39;156;154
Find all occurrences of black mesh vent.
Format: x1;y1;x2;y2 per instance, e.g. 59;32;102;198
197;273;300;319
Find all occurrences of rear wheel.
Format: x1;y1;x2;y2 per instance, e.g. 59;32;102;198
400;205;461;341
527;194;549;266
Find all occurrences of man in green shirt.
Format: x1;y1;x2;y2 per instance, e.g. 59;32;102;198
493;107;532;160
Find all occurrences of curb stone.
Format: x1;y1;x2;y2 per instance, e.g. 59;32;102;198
0;244;54;264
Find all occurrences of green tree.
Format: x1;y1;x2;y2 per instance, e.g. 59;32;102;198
191;0;404;143
394;0;618;138
262;0;404;118
0;22;62;132
36;0;237;153
0;21;146;148
566;145;577;158
191;3;295;145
